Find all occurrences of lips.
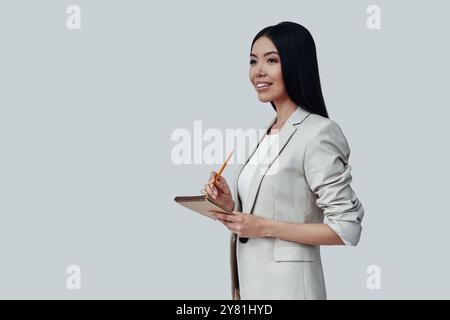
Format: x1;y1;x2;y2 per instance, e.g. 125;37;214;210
255;81;273;91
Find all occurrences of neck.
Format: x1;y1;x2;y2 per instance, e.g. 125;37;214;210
273;97;298;125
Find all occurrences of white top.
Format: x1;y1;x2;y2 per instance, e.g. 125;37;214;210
238;132;279;206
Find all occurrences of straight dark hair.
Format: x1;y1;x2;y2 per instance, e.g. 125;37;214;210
251;21;329;118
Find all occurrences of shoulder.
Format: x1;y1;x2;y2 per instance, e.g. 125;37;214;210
300;113;350;156
300;113;345;141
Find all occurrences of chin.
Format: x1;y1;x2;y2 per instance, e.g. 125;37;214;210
257;94;273;103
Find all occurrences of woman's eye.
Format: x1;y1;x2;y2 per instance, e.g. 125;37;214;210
249;58;277;65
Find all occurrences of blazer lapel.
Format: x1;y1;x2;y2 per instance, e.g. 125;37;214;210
241;107;311;214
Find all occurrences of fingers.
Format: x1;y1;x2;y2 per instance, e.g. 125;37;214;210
206;173;219;195
203;184;212;198
211;213;233;227
209;211;240;233
201;183;214;198
209;171;227;184
209;171;229;193
210;211;239;222
208;183;219;199
209;171;217;185
217;214;235;222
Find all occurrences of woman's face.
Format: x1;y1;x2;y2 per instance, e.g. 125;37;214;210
249;36;288;105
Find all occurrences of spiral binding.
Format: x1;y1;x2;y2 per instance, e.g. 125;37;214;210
174;195;208;203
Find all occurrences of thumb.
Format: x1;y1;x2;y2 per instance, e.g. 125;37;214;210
216;177;229;190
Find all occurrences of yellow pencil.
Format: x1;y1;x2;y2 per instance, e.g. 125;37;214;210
214;150;234;184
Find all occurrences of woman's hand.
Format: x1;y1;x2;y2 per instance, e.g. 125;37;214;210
201;171;235;212
210;211;269;238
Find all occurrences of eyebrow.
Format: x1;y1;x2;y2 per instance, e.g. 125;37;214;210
249;51;279;58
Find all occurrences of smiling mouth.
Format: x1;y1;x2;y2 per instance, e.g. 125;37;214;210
255;82;273;91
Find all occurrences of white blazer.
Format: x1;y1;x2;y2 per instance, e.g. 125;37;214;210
229;106;364;300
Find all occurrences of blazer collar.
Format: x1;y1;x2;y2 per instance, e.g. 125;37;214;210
235;106;311;214
285;105;311;126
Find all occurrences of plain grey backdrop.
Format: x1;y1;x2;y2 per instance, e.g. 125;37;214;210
1;0;449;299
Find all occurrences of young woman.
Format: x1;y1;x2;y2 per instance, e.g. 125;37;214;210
202;21;364;300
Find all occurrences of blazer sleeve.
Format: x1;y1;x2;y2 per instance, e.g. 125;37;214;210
304;120;364;246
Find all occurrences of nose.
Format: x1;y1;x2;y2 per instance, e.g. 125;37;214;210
252;60;267;78
255;65;266;77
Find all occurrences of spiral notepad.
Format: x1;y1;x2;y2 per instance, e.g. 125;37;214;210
174;194;232;220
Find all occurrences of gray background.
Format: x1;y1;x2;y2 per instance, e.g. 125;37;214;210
0;0;448;299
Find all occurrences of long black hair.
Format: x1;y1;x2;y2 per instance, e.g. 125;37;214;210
251;21;329;118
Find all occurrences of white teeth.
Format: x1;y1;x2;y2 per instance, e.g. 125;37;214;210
257;83;272;88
